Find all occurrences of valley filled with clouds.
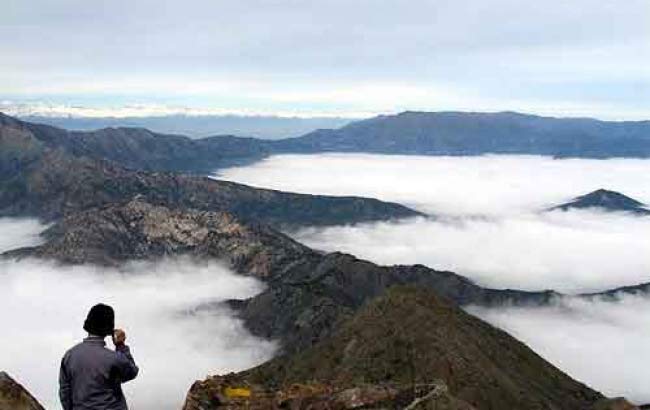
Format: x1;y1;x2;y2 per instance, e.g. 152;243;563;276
218;153;650;402
0;221;275;409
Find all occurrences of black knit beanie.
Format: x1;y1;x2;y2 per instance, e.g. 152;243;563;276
83;304;115;337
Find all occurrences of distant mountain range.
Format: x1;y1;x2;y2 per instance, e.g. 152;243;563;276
16;114;354;140
3;111;650;176
551;189;650;215
272;111;650;158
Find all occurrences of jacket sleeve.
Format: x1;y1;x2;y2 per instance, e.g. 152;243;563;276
59;356;73;410
114;345;139;383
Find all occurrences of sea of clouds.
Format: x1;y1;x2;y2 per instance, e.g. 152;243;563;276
217;153;650;403
0;220;275;409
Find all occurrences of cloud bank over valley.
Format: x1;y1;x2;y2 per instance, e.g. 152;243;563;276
0;219;275;410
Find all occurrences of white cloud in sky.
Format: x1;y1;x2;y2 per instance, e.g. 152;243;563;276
2;0;649;119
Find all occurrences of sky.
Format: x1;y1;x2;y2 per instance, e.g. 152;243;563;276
1;0;649;119
217;153;650;402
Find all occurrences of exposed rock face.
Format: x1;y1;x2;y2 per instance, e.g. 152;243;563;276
183;376;475;410
6;200;558;353
9;199;313;273
0;372;44;410
184;287;603;410
551;189;650;215
0;116;421;227
271;111;650;158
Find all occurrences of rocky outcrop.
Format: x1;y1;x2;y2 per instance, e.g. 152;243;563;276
183;376;475;410
184;287;603;410
550;189;650;215
0;372;44;410
8;199;313;273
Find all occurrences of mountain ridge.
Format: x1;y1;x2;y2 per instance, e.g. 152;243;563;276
271;111;650;158
5;110;650;177
0;114;420;227
184;287;629;410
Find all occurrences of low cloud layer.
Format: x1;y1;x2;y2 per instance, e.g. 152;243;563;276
219;153;650;401
0;218;47;252
0;220;275;409
469;295;650;404
217;154;650;216
219;154;650;292
294;211;650;293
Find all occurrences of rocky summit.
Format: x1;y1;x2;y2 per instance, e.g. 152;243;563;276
0;372;44;410
183;287;620;410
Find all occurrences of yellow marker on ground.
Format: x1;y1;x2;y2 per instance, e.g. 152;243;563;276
224;386;252;398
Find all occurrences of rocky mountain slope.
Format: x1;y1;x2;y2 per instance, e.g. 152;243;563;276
5;199;558;353
184;287;630;410
0;372;44;410
550;189;650;215
0;115;419;227
271;111;650;158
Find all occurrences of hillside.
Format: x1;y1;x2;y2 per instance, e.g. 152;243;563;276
271;111;650;158
185;287;615;410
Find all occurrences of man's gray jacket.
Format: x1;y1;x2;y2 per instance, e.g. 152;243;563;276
59;336;139;410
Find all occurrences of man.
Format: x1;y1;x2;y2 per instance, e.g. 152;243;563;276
59;304;139;410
